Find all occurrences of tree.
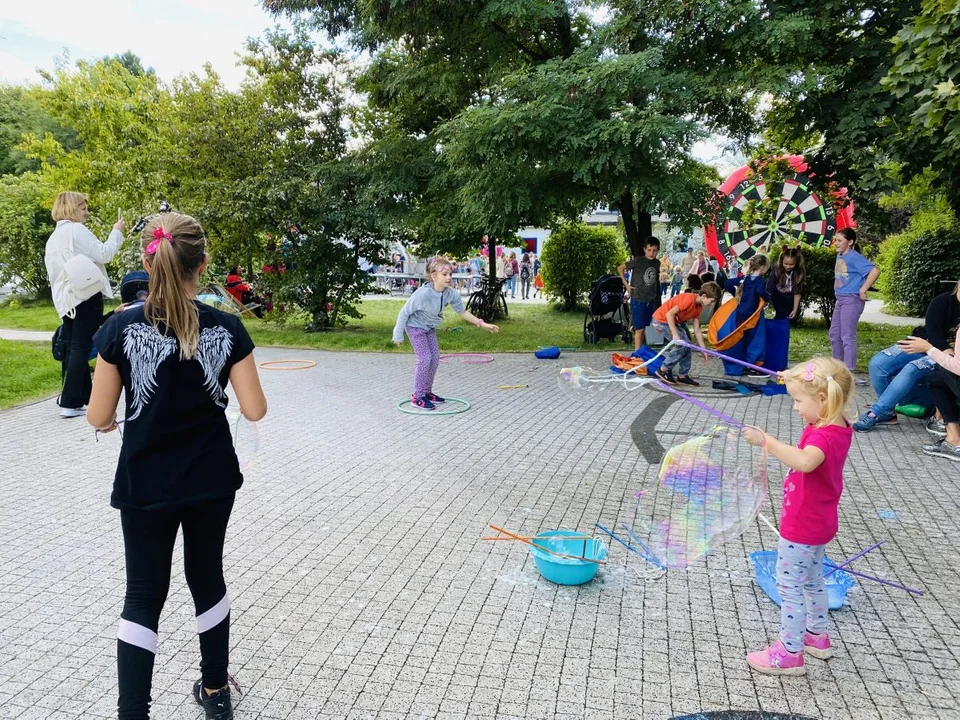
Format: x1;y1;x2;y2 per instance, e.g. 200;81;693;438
761;0;923;215
883;0;960;218
0;85;79;176
539;223;628;310
0;173;55;298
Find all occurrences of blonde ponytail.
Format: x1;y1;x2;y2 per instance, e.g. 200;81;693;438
142;213;207;360
782;356;854;425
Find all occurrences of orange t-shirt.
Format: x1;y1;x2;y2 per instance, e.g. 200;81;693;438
653;293;701;324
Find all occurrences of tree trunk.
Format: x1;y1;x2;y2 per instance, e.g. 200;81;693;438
616;193;652;257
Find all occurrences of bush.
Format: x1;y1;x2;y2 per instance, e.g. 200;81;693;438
0;172;54;299
540;223;628;310
767;242;837;326
878;208;960;316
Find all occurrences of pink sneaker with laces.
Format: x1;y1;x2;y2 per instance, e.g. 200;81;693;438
803;631;834;659
746;639;805;676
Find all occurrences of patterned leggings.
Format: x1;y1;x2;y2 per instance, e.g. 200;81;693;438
407;326;439;398
776;536;829;653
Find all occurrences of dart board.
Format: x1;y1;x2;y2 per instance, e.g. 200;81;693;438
704;156;855;266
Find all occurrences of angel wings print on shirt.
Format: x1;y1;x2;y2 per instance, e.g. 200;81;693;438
122;323;234;420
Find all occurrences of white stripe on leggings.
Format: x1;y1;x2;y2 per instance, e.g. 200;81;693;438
196;593;230;634
118;619;158;654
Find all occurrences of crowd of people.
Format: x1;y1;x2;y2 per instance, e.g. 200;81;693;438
37;188;960;715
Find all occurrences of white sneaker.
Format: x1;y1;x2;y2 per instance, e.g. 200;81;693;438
59;406;86;418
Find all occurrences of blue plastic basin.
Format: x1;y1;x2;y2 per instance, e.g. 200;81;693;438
750;550;855;610
529;531;608;585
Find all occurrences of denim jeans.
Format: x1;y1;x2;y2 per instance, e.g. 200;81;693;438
867;345;935;418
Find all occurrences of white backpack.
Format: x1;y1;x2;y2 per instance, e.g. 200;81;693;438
58;229;107;315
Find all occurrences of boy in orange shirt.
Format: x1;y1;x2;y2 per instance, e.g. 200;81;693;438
650;282;722;386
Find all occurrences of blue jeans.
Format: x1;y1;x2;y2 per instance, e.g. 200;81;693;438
868;345;936;418
651;321;691;376
506;275;516;297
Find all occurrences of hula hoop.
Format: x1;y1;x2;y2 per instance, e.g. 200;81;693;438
258;359;318;370
397;397;471;415
439;353;494;364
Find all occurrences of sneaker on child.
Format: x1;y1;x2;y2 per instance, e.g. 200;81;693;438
655;368;677;385
412;396;436;410
803;631;834;659
424;393;446;403
59;406;87;418
193;679;234;720
676;375;700;387
746;639;805;676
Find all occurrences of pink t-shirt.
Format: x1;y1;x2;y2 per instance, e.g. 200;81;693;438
779;422;853;546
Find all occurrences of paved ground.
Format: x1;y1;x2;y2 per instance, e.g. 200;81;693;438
1;345;958;720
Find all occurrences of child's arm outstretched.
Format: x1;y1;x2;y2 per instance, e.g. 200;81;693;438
458;309;499;333
742;427;825;473
691;317;709;361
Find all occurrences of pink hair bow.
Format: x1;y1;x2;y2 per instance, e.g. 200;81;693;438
803;362;816;382
145;227;174;254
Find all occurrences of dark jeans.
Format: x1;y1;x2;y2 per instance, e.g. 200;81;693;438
928;367;960;425
60;294;103;409
118;495;235;719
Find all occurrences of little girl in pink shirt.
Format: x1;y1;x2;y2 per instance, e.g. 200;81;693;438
743;356;855;675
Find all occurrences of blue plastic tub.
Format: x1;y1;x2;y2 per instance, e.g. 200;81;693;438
750;550;855;610
529;531;608;585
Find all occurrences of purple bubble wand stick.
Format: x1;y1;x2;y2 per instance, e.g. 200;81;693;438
675;339;779;378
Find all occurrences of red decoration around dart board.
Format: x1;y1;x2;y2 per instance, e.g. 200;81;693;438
704;155;856;266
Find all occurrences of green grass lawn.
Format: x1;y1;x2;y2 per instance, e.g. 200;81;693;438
0;340;62;409
0;297;913;409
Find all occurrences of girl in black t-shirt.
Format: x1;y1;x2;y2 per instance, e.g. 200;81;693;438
88;213;266;720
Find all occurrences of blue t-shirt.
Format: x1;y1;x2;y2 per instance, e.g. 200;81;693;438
834;250;876;296
737;275;769;319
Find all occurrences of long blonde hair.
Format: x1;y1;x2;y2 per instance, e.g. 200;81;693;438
782;356;853;425
142;213;207;360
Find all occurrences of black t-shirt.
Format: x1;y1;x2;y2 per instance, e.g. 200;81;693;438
625;256;661;303
925;291;960;351
93;301;255;510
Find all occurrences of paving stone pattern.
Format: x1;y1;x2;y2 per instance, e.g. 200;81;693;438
1;347;958;719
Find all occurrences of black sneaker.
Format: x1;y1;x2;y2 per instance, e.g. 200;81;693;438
655;368;677;385
676;375;700;387
193;679;234;720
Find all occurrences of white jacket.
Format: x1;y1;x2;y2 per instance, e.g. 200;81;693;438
45;220;124;318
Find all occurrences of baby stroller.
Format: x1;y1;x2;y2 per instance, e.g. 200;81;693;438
583;274;632;345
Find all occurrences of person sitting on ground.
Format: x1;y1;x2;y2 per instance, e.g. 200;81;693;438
854;281;960;432
650;282;722;387
896;304;960;462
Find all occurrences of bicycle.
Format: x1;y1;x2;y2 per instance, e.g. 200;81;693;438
466;276;509;322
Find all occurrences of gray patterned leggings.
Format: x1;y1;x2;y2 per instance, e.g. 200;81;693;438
777;536;829;653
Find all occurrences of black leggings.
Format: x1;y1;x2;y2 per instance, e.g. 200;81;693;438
928;367;960;425
117;495;235;719
60;294;102;408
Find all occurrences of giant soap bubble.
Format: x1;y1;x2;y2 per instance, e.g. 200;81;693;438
631;426;767;569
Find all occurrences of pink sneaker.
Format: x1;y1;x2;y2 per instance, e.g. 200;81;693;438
803;631;834;659
746;640;805;676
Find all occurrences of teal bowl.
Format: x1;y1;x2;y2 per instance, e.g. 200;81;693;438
529;530;608;585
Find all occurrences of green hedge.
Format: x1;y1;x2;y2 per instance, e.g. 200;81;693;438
878;209;960;316
767;242;837;326
540;223;628;310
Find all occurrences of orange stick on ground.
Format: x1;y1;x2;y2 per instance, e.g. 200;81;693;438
487;525;605;564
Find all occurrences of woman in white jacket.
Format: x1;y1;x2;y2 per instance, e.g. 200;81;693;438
44;192;125;417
